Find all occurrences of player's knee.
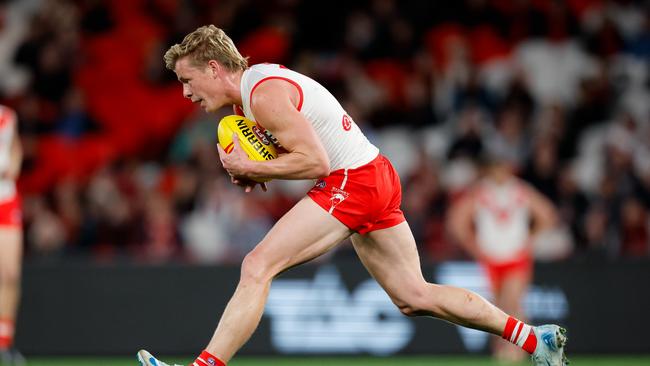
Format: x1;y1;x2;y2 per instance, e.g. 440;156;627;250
240;250;274;285
391;286;432;317
396;302;421;317
0;266;20;288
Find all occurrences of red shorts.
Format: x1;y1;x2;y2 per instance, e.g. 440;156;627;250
0;194;21;228
481;254;532;292
307;154;405;234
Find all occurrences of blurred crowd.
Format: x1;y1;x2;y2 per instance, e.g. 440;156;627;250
0;0;648;264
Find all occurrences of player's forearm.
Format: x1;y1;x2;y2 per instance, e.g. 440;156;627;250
6;138;22;179
449;222;482;259
459;237;483;260
530;208;557;236
247;151;330;180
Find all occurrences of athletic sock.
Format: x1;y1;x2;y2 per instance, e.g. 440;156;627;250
0;318;14;349
191;350;226;366
501;316;537;354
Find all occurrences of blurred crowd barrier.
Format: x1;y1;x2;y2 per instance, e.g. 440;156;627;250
0;0;648;263
18;260;650;354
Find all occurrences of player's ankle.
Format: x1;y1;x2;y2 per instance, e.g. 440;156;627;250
0;318;14;350
192;350;226;366
501;316;537;354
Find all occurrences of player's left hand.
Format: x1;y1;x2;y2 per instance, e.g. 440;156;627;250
218;133;267;192
231;176;267;193
217;133;252;176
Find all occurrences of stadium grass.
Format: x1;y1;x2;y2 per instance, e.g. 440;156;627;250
24;355;650;366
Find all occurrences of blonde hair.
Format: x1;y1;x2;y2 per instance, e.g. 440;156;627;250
164;25;248;71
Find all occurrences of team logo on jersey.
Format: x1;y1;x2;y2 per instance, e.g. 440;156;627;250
315;180;327;189
342;114;352;131
329;187;349;211
261;128;283;150
252;125;271;145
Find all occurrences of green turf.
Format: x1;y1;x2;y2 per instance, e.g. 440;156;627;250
24;355;650;366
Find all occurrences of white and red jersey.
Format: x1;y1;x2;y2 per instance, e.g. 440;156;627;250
473;178;532;263
0;106;17;204
239;64;379;170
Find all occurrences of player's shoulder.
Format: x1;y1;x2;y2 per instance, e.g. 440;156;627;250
512;177;537;194
250;63;280;69
455;183;482;204
249;65;303;98
249;63;308;81
249;63;290;74
0;104;16;115
0;105;17;125
246;64;296;88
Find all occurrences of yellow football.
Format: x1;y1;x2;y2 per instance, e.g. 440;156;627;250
217;115;278;182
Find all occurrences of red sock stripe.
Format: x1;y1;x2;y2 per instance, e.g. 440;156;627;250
513;321;524;342
0;336;11;349
0;319;14;348
194;350;226;366
501;316;518;340
522;330;538;354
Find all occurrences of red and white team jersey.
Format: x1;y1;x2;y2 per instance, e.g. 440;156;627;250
474;178;532;263
239;64;404;233
0;106;17;202
0;106;20;227
240;63;379;170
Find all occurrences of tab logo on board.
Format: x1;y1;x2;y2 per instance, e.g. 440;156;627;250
265;265;415;355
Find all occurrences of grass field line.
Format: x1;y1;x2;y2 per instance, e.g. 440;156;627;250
24;355;650;366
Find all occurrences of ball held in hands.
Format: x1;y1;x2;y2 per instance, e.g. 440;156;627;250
217;115;278;183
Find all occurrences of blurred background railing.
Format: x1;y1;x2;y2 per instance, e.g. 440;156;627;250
17;259;650;355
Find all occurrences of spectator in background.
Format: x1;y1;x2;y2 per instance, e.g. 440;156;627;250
448;153;558;363
56;88;99;139
447;103;486;161
51;177;83;249
484;103;530;169
582;202;612;258
23;196;66;259
619;197;649;257
135;190;180;263
0;105;25;365
554;164;589;255
81;165;135;260
401;149;455;261
522;137;560;202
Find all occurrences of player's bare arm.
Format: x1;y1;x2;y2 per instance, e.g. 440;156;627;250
0;112;21;181
525;184;558;236
7;127;22;180
447;190;483;260
219;80;330;181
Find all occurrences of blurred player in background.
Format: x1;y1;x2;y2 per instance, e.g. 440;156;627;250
448;154;558;363
0;106;24;366
138;25;567;366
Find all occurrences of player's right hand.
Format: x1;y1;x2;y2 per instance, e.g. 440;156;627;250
231;176;267;193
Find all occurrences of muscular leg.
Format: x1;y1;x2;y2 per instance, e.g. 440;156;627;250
0;227;23;347
494;271;531;361
351;221;508;334
206;198;352;362
497;270;530;322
